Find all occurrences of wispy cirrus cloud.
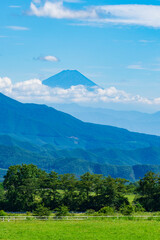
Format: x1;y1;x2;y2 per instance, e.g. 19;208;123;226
127;65;146;70
139;40;155;43
6;26;29;31
36;55;59;62
9;5;21;8
127;62;160;72
28;1;160;28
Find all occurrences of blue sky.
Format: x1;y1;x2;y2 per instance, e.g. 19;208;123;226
1;0;160;111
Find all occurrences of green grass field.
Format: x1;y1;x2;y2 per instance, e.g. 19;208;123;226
125;194;135;203
0;219;160;240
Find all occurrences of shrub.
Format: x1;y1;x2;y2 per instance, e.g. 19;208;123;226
85;209;96;215
55;206;69;216
98;206;115;215
120;204;134;216
33;205;51;216
0;210;7;216
26;211;32;216
133;203;145;212
153;211;160;216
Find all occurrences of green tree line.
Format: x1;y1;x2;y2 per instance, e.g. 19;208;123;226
0;164;159;213
0;164;129;212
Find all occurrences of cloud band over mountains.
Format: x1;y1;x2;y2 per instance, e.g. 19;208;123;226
0;76;160;105
29;1;160;28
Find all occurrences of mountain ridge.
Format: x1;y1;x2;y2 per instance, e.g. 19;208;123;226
1;92;160;150
52;103;160;136
1;92;160;180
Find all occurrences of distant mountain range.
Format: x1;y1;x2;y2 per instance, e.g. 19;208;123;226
1;92;160;149
1;91;160;180
52;104;160;136
42;70;160;136
43;70;99;89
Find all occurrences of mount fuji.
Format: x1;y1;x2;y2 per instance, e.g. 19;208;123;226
43;70;99;89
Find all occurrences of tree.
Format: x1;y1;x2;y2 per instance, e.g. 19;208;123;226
41;171;61;209
79;172;94;201
135;171;160;211
0;183;6;208
3;164;45;211
59;173;78;210
2;164;132;212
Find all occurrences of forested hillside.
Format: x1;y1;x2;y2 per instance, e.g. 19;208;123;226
1;93;160;180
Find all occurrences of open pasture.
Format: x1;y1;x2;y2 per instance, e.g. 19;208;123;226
0;219;160;240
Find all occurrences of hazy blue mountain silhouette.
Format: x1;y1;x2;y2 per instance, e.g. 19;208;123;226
52;103;160;136
43;70;99;89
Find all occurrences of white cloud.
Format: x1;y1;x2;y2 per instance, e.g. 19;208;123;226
127;65;145;70
37;55;59;62
28;2;160;28
0;76;158;105
29;1;97;19
94;5;160;27
127;63;160;72
6;26;29;31
0;77;12;89
139;40;154;43
9;5;21;8
0;77;12;95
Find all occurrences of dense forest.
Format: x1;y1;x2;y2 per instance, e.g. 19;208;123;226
0;164;160;214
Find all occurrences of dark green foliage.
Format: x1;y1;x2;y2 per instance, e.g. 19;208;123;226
3;164;130;213
0;210;7;216
133;203;145;212
98;206;115;215
55;206;69;216
0;183;6;210
1;138;160;181
40;171;61;210
4;164;160;214
135;172;160;211
0;183;5;201
126;182;138;194
3;164;46;211
85;209;95;215
33;205;51;216
120;204;134;216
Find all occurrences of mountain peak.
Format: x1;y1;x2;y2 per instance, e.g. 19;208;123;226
42;70;99;89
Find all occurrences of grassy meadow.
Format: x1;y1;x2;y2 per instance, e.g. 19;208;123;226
0;219;160;240
125;194;135;204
